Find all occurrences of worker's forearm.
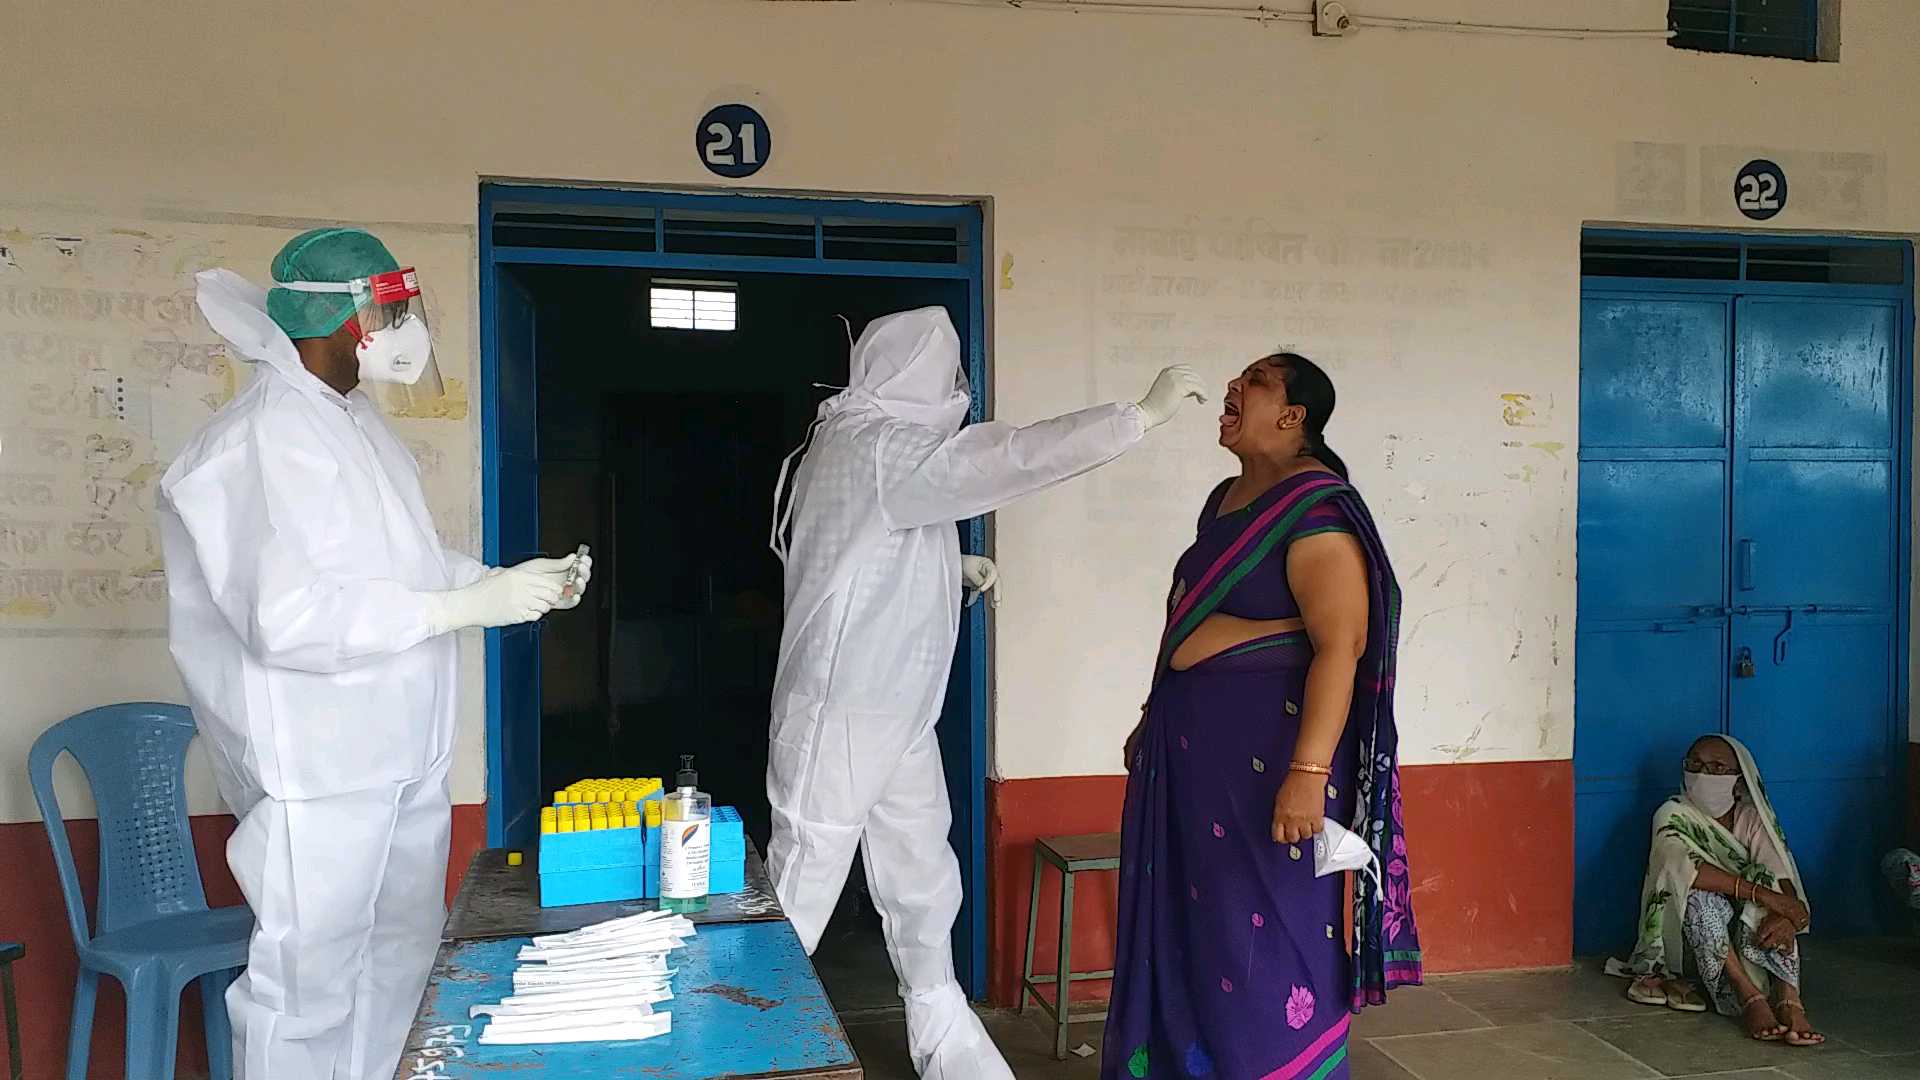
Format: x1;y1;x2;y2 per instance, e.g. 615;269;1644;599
1292;650;1359;767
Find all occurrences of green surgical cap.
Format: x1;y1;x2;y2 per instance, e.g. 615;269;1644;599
266;227;401;340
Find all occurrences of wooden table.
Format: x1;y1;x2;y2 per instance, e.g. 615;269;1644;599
397;847;861;1079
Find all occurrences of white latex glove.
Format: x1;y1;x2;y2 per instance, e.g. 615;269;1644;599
1136;365;1209;429
961;555;999;607
555;553;594;610
427;556;574;633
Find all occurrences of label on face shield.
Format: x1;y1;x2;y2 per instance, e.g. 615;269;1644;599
368;268;421;304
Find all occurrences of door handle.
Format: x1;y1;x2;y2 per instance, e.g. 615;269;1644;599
1737;539;1756;591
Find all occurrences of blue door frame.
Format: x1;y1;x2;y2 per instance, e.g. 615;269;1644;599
477;182;992;996
1574;229;1915;952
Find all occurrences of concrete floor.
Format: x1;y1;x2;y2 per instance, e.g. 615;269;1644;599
843;937;1920;1079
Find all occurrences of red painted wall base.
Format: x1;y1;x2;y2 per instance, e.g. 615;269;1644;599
1;803;485;1080
985;760;1575;1008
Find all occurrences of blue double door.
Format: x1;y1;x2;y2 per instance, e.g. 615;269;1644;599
1575;286;1907;953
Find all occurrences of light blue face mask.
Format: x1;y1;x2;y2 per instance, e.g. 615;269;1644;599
1313;818;1382;892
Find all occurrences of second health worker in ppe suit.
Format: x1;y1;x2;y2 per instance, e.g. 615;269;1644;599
768;306;1204;1078
158;228;591;1080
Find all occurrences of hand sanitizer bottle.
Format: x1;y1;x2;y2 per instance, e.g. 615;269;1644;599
660;755;711;913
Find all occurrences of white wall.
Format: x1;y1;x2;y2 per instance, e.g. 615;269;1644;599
2;0;1915;822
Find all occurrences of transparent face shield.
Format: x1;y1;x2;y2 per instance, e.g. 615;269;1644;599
277;268;446;411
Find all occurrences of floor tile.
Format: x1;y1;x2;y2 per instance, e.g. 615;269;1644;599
1373;1020;1660;1080
1354;982;1495;1038
1776;1049;1920;1079
992;1012;1106;1078
1580;1007;1807;1076
844;1017;913;1079
1432;963;1650;1025
1798;938;1920;1006
838;952;1920;1079
1809;992;1920;1056
1349;1037;1421;1079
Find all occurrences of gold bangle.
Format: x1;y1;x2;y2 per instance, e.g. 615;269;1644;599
1288;761;1332;776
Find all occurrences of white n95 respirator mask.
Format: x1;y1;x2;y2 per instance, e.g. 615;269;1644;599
357;313;434;385
1313;818;1382;892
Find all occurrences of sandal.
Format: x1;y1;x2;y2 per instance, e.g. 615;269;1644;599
1663;982;1708;1013
1626;977;1668;1007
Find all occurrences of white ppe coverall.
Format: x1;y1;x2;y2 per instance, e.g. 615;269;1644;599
158;270;487;1080
768;306;1149;1078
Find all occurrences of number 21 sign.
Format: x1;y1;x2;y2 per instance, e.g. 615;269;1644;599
1735;159;1787;221
698;104;771;180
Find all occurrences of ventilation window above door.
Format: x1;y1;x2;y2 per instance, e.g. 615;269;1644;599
491;204;969;268
1581;236;1903;285
1668;0;1829;61
649;281;737;331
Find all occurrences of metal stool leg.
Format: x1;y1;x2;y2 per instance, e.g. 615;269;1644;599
1054;866;1076;1060
1021;848;1044;1014
2;959;20;1080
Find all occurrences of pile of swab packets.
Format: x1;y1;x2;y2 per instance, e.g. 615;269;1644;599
473;910;695;1045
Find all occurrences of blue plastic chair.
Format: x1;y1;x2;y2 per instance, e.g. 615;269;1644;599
28;703;252;1080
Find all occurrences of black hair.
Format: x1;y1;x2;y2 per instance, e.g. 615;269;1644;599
1266;351;1348;480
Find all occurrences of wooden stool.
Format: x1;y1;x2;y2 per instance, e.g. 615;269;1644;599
1019;833;1121;1059
0;941;22;1080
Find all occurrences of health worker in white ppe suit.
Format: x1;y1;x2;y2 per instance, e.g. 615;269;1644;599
767;306;1204;1078
158;227;591;1080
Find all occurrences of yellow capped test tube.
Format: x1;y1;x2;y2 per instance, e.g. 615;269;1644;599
540;807;558;834
645;801;662;828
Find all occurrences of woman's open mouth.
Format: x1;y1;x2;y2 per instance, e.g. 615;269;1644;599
1220;397;1241;430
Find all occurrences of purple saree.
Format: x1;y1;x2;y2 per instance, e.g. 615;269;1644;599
1101;470;1421;1080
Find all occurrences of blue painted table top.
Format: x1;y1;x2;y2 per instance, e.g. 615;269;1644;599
395;920;861;1079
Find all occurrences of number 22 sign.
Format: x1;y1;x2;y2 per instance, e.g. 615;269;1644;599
697;104;771;179
1734;159;1787;221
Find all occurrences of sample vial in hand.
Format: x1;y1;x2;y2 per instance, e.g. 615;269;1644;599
561;543;590;603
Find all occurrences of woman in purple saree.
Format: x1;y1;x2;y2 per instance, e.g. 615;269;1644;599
1103;353;1421;1080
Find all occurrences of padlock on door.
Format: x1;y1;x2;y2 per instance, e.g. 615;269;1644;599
1734;646;1756;679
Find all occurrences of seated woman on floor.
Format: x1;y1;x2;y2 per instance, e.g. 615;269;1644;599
1624;734;1822;1046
